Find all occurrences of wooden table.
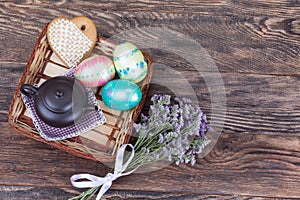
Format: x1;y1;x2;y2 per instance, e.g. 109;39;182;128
1;1;300;199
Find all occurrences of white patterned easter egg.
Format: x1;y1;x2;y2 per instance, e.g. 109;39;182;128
113;42;148;83
74;55;115;87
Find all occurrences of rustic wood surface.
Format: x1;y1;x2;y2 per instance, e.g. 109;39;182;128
1;1;300;199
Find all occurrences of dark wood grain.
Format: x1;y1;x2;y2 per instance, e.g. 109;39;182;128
0;1;299;199
2;63;299;135
0;186;73;200
0;122;299;199
0;2;299;75
0;62;24;115
147;67;300;135
0;187;288;200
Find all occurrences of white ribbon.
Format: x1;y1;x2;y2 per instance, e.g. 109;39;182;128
70;144;138;200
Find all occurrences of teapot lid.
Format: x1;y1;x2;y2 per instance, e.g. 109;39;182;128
40;77;86;114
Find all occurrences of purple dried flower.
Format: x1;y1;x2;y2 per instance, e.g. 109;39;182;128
158;134;164;143
132;94;210;168
150;94;160;102
141;113;150;122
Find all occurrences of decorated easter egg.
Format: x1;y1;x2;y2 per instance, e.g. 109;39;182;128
74;55;115;87
113;42;148;83
101;79;142;110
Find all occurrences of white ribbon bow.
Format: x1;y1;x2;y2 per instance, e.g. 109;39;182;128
70;144;138;200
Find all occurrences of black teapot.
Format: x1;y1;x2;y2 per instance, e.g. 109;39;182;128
21;76;98;128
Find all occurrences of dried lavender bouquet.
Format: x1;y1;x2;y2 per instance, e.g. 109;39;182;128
70;94;210;200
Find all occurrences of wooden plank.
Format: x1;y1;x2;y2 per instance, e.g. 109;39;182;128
1;1;299;17
1;1;299;199
146;67;300;135
0;111;8;122
0;186;287;200
0;122;299;198
0;62;25;117
0;3;299;75
0;186;73;200
2;63;300;134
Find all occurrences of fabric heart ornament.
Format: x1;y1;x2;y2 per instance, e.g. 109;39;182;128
47;16;97;68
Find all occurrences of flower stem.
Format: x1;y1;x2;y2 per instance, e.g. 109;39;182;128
68;186;99;200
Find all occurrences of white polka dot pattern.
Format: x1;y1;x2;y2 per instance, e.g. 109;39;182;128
48;19;93;68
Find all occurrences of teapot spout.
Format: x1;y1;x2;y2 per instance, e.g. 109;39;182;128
84;104;99;113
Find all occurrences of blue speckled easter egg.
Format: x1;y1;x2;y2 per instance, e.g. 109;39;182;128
113;42;148;83
101;79;142;110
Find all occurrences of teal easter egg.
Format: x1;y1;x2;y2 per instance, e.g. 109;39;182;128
74;55;115;87
113;42;148;83
101;80;142;110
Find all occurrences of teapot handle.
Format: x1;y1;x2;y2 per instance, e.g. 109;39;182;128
21;84;39;98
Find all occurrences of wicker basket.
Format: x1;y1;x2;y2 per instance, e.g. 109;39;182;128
8;24;153;162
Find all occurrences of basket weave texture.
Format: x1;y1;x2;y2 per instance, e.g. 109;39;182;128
8;24;153;162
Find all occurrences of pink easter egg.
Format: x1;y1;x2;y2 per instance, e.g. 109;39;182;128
75;55;115;87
